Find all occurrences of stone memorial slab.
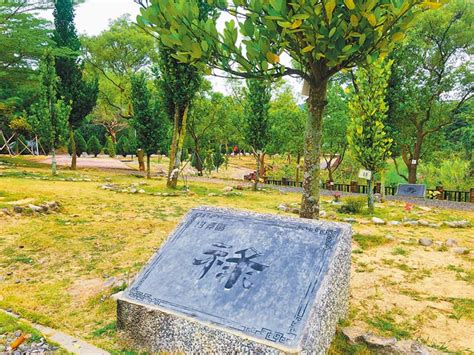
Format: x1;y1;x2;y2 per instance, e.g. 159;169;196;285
117;206;352;353
396;184;426;198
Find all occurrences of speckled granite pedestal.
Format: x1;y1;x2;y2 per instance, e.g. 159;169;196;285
117;206;352;353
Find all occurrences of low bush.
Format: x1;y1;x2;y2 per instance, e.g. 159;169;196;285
87;136;102;157
338;196;366;214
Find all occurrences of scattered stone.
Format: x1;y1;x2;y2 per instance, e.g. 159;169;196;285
359;220;370;225
2;208;12;216
385;234;395;240
44;201;60;211
372;217;385;225
392;340;442;355
138;189;145;194
418;219;430;226
453;247;469;255
319;210;327;218
362;333;397;349
27;204;44;213
373;193;382;203
388;221;401;226
235;185;244;191
207;193;217;197
343;218;357;223
429;223;442;228
403;220;419;226
130;188;138;194
13;206;23;214
445;220;470;228
341;327;365;345
100;184;115;190
445;238;457;247
223;186;233;192
434;241;443;247
418;238;433;247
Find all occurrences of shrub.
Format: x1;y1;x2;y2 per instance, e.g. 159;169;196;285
103;137;116;158
116;136;129;157
75;131;87;157
87;136;101;157
338;197;366;214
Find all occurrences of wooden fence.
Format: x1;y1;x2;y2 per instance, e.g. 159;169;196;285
264;178;473;203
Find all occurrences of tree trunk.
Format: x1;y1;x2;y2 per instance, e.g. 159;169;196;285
146;154;151;179
367;176;375;212
295;153;301;185
137;149;145;171
51;148;57;176
110;130;117;144
407;163;417;184
193;138;204;176
407;131;423;184
167;105;189;188
328;167;334;183
70;130;77;170
253;152;260;191
300;79;328;219
259;153;266;177
380;169;386;202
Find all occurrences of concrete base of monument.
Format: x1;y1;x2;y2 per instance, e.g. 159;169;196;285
116;207;351;353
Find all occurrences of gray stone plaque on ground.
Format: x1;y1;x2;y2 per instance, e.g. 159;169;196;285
117;206;352;353
396;184;426;198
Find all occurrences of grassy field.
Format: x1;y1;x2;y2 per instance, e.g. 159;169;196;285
0;156;473;353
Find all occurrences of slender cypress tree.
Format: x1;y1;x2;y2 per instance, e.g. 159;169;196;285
28;50;70;175
53;0;97;170
131;73;165;179
245;79;271;191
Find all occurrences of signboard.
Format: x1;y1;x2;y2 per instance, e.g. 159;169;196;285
358;169;372;180
396;184;426;198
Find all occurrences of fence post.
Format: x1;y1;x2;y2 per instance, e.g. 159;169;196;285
436;185;444;200
375;182;381;194
470;188;474;203
327;180;334;191
350;181;358;193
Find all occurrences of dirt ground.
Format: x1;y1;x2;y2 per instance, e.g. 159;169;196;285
39;154;132;170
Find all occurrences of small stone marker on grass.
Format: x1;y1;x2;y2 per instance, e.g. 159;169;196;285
117;206;352;353
396;184;426;198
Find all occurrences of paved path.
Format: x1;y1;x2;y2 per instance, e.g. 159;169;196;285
1;309;109;355
40;154;133;170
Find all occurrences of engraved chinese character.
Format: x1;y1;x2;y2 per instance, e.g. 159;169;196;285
193;244;268;290
223;248;269;289
192;242;232;279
